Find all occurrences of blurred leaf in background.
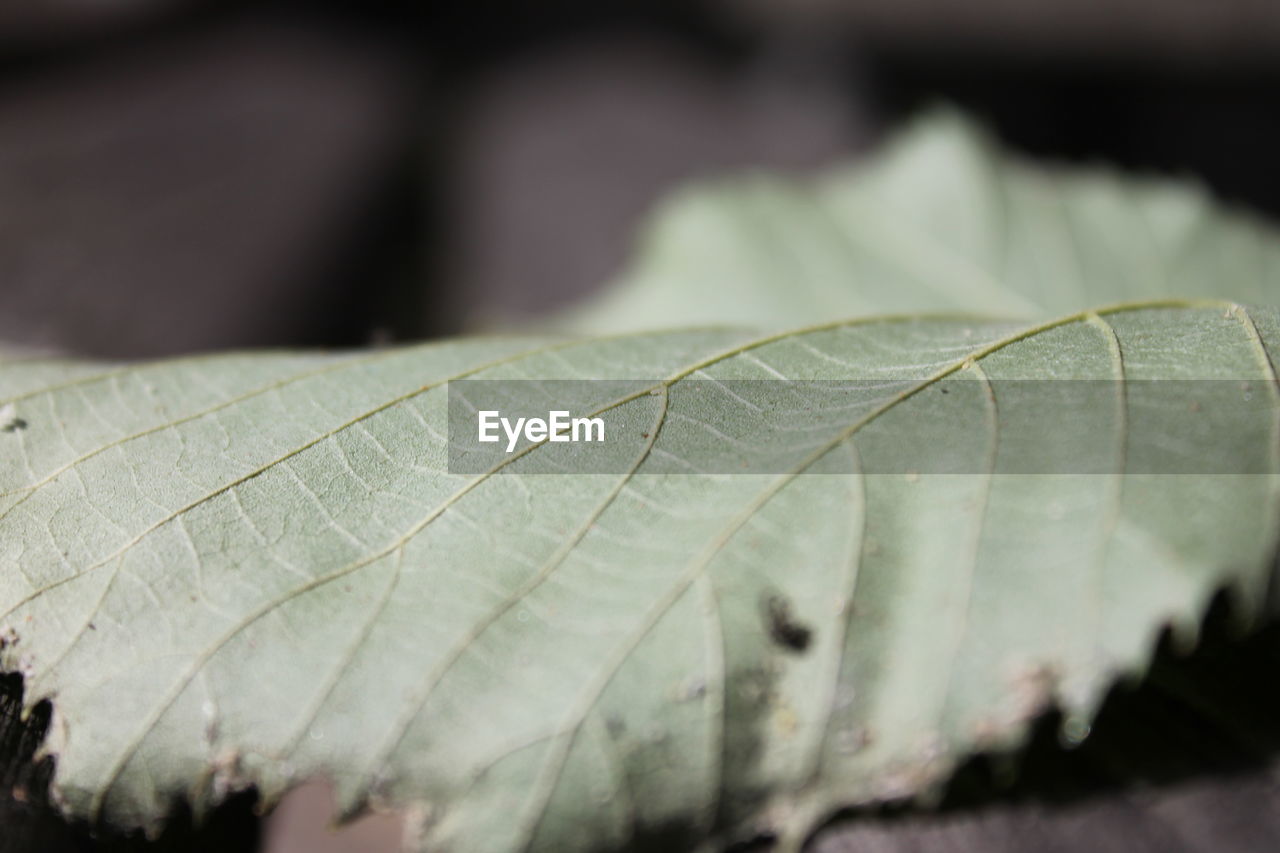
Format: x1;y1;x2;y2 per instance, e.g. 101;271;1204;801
571;113;1280;332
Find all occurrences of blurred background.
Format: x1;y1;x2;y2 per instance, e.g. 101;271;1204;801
2;2;1280;852
3;1;1280;358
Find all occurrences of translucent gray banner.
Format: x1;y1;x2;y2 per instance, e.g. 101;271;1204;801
446;379;1279;475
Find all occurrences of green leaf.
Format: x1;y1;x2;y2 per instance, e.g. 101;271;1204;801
2;301;1279;853
568;111;1280;333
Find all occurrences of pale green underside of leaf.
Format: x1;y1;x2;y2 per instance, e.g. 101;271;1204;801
567;111;1280;334
2;302;1280;853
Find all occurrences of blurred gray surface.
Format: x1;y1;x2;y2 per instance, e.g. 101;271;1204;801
722;0;1280;59
262;781;402;853
0;1;193;44
445;37;867;328
0;18;417;358
812;767;1280;853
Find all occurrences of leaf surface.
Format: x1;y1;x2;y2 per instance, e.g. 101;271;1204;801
2;302;1279;853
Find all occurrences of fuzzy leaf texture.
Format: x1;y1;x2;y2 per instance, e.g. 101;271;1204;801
2;115;1280;853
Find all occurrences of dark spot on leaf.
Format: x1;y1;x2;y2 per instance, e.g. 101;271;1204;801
762;594;811;653
715;662;780;832
586;817;702;853
2;418;27;433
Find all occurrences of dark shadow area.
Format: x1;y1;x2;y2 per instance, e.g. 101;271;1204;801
943;593;1279;805
865;47;1280;218
798;592;1280;851
0;674;260;853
